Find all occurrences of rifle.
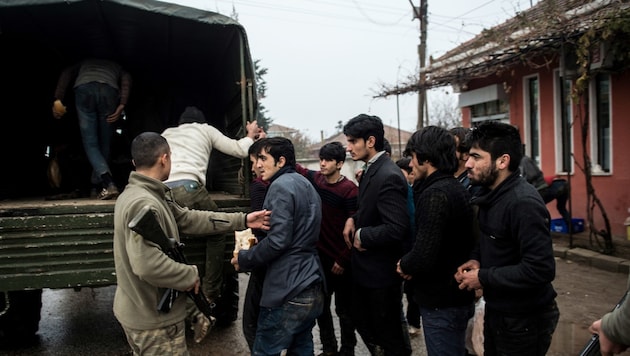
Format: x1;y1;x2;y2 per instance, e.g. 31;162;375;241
578;288;629;356
128;205;216;321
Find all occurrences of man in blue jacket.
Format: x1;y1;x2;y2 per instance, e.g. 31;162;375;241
455;121;559;356
232;137;324;355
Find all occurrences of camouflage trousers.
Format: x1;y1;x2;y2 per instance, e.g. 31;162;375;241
122;320;189;356
167;181;223;300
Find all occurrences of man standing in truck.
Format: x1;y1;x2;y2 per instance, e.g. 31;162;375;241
161;105;264;343
52;58;131;200
113;131;270;355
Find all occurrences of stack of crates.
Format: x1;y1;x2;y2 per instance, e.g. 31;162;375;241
550;218;585;233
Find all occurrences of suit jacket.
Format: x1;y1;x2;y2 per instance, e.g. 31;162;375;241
352;153;409;288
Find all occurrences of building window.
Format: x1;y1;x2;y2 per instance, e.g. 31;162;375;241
591;73;611;173
458;84;510;124
555;71;573;173
470;100;509;122
524;76;540;162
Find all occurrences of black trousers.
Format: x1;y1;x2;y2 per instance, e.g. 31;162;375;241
352;283;410;356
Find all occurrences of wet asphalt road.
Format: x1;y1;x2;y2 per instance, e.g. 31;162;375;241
1;261;630;355
0;274;384;356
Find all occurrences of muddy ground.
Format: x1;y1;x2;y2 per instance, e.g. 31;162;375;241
1;231;629;355
193;231;630;355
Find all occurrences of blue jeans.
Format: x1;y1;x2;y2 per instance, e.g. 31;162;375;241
420;304;474;356
483;301;559;356
74;82;118;180
253;282;324;356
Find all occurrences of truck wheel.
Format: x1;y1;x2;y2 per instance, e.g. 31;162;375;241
213;264;239;327
0;289;43;342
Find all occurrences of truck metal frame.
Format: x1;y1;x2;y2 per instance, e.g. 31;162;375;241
0;0;257;340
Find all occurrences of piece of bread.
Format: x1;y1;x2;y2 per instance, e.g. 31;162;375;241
234;228;257;257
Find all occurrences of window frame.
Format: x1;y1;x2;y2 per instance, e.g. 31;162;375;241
554;69;574;174
523;74;541;163
588;73;613;175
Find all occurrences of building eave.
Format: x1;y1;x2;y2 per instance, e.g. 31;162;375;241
376;0;630;97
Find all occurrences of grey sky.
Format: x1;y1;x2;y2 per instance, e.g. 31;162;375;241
167;0;537;140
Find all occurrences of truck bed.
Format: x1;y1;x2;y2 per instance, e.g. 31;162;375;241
0;193;249;292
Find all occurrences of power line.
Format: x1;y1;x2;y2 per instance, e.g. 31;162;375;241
350;0;409;26
204;0;417;36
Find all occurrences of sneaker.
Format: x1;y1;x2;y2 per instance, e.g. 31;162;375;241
408;325;421;336
98;184;119;200
191;314;215;343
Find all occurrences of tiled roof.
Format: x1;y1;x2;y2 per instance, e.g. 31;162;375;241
305;124;414;159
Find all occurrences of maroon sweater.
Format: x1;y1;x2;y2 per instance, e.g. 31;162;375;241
296;165;358;269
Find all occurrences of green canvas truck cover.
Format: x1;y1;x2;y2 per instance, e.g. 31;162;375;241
0;0;258;198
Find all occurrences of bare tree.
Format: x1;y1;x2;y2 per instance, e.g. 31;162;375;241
427;89;462;128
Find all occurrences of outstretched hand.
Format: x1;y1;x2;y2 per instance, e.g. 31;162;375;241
246;209;271;230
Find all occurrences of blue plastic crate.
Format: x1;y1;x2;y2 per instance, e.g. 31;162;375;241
550;218;585;233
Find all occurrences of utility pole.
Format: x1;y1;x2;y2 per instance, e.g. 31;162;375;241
410;0;428;129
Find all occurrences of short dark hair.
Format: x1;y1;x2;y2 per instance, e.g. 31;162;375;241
131;132;169;169
404;126;458;175
449;127;471;154
256;137;296;168
395;157;412;174
178;106;207;125
466;121;523;172
319;142;346;162
383;139;391;155
343;114;385;152
248;138;264;157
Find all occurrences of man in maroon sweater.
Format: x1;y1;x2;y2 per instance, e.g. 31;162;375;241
297;142;359;356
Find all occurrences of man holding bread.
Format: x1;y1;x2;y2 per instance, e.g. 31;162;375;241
231;137;325;355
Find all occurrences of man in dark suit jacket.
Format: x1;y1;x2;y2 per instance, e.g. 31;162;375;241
342;114;411;356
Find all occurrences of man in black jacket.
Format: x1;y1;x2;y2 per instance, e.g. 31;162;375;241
455;121;559;356
397;126;476;356
342;114;410;355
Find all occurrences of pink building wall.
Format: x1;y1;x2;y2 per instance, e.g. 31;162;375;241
461;63;630;237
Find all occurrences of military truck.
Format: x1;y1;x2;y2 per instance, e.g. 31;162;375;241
0;0;257;339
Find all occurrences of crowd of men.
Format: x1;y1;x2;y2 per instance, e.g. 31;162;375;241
108;110;628;356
